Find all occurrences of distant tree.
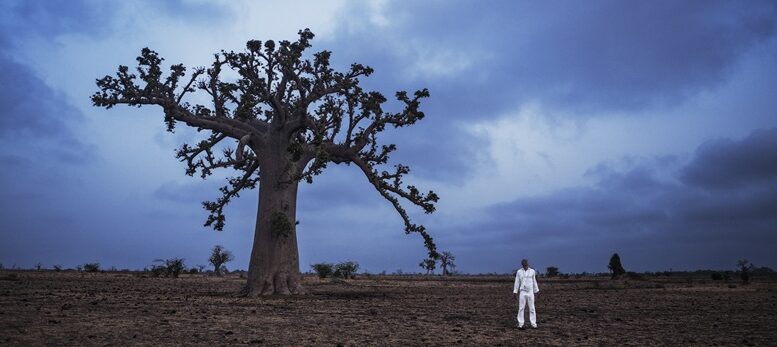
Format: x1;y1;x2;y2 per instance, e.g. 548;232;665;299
196;264;207;272
737;259;754;285
165;258;186;278
0;263;3;270
334;261;359;279
439;251;456;276
209;245;234;276
83;263;100;273
92;29;439;296
149;260;167;277
53;265;62;272
546;266;559;277
608;253;625;279
149;258;186;278
35;262;43;271
419;258;436;275
310;263;334;279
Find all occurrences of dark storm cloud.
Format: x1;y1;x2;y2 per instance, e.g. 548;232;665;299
681;127;777;190
334;0;777;115
318;0;777;183
0;53;88;157
453;128;777;272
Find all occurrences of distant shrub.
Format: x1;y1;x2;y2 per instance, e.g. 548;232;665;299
608;253;626;279
334;261;359;279
737;259;753;285
149;258;186;278
711;272;723;281
165;258;185;278
311;263;334;279
546;266;559;277
149;262;166;277
188;267;199;274
35;262;43;271
53;265;62;272
83;263;100;273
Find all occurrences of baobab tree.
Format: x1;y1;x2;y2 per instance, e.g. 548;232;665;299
209;245;234;276
91;29;439;296
439;251;456;276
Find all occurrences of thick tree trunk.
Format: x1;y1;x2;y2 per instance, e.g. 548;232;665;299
243;152;306;296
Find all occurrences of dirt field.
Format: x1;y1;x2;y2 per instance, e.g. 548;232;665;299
1;271;776;346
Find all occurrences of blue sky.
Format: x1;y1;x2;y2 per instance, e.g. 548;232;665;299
1;0;775;274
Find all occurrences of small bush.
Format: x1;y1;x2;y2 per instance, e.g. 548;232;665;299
546;266;559;277
608;253;626;279
83;263;100;273
149;263;166;277
35;262;43;271
164;258;185;278
53;265;62;272
334;261;359;279
149;258;186;278
311;263;334;279
711;272;723;281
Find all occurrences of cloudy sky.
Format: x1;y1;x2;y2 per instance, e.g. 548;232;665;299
1;0;775;274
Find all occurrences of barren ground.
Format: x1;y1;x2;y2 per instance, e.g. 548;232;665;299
1;271;776;346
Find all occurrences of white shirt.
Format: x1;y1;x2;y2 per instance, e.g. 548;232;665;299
513;267;539;294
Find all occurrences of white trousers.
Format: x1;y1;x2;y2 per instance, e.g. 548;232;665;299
517;292;537;327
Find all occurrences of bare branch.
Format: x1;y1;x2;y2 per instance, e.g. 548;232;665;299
202;159;260;231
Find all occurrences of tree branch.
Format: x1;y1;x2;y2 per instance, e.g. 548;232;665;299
202;159;260;231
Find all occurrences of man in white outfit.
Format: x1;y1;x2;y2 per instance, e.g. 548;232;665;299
513;259;539;329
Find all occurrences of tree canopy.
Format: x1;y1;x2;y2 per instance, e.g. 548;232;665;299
92;29;439;259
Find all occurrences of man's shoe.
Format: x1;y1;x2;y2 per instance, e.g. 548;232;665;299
531;325;538;329
518;325;525;330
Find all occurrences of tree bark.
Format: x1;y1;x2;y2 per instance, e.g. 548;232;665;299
243;145;306;296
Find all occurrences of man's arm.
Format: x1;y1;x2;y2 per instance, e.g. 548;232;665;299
533;270;539;294
513;270;520;294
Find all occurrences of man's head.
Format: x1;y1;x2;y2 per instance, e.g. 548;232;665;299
521;259;529;270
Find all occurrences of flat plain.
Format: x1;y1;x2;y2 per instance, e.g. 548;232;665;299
1;271;776;346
